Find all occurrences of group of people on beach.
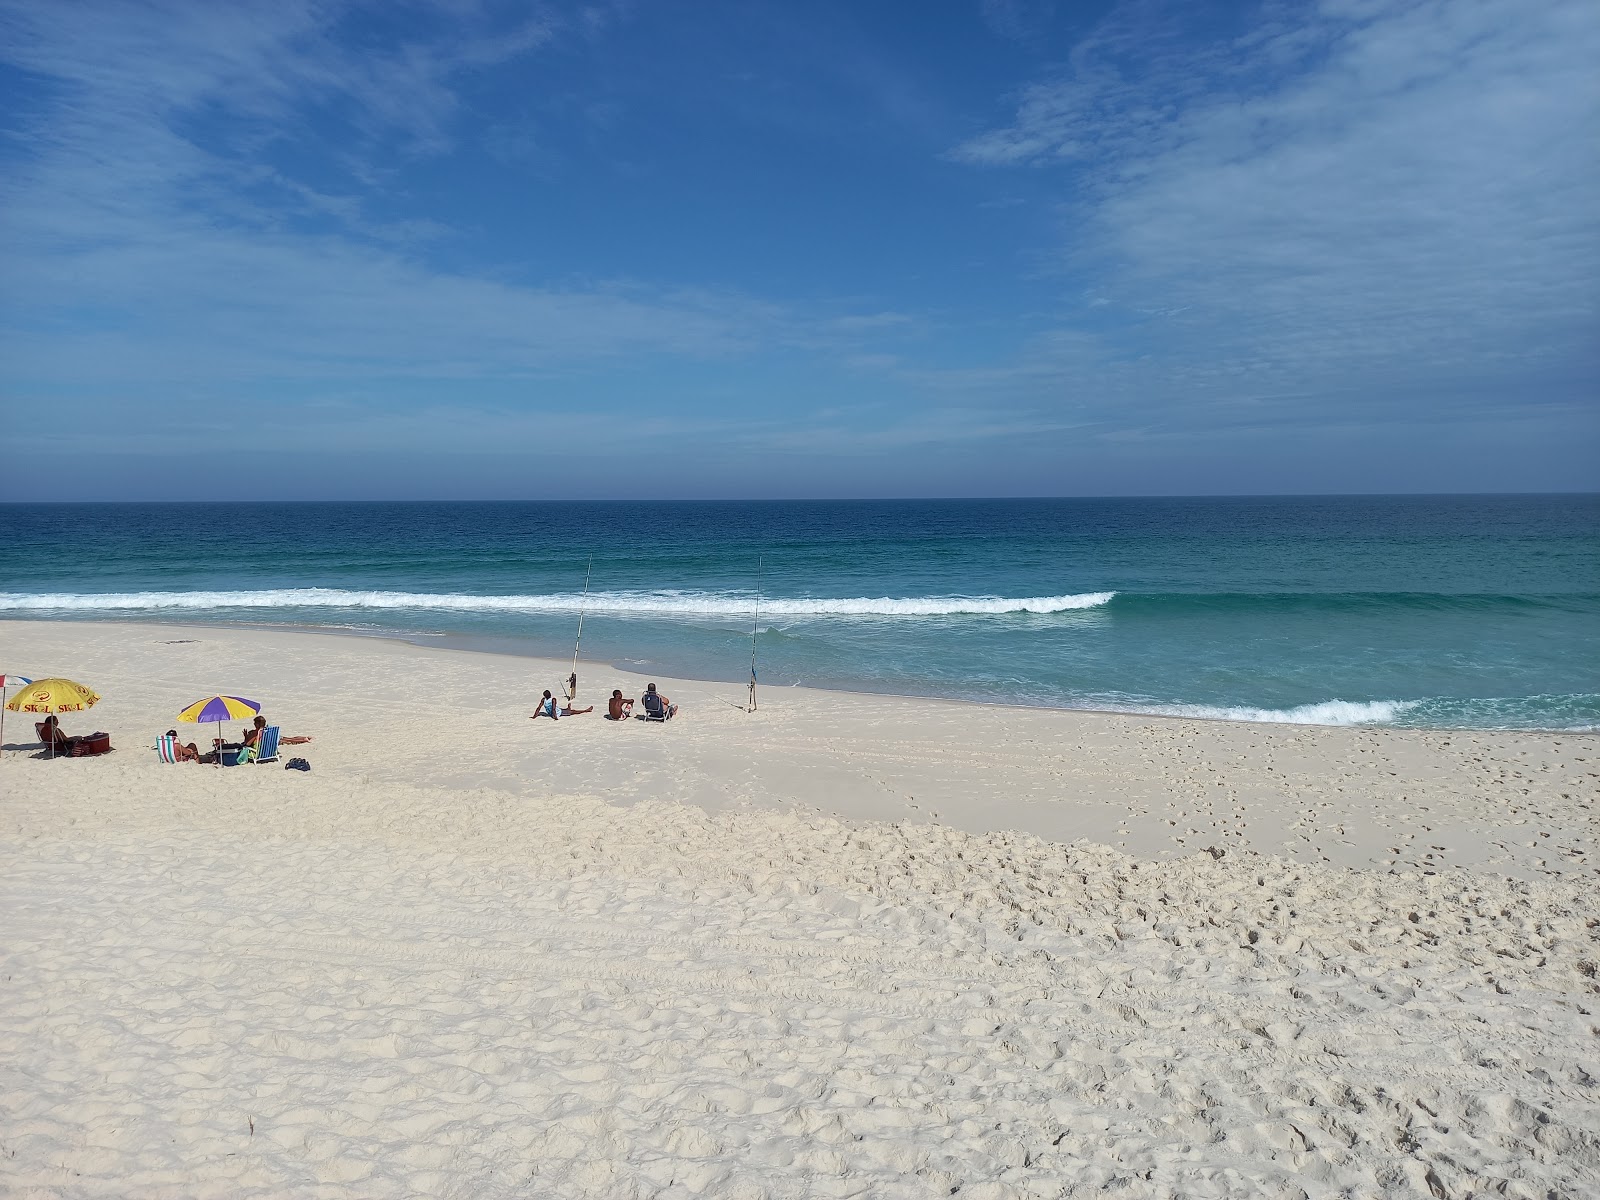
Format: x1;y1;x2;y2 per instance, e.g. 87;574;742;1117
160;714;311;764
531;678;678;723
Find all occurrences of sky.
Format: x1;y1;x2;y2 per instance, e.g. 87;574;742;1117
0;0;1596;500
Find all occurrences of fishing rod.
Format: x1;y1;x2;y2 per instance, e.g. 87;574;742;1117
565;554;593;704
748;555;762;713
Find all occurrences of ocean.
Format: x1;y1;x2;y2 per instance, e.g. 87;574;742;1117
2;495;1597;730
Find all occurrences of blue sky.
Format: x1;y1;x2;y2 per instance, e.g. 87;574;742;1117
1;0;1595;499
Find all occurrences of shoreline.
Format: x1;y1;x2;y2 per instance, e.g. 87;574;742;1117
6;613;1594;735
3;617;1593;880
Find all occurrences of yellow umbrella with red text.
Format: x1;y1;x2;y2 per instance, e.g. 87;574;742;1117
5;678;101;758
4;677;100;713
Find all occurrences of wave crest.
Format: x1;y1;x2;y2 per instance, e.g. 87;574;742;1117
1135;699;1417;726
0;588;1116;618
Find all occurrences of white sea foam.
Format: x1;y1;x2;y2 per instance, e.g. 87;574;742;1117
1136;699;1418;726
0;588;1116;618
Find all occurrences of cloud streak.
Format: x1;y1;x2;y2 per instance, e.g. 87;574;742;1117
952;0;1600;432
0;1;881;426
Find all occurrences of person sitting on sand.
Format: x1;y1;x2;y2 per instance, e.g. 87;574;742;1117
252;714;311;744
607;690;634;721
164;729;203;763
639;683;677;721
531;690;593;720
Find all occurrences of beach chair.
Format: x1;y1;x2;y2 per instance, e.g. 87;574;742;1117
35;722;111;757
37;720;72;757
638;693;676;722
255;726;281;765
156;735;179;763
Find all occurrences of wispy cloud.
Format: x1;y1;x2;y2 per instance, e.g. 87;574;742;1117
726;406;1085;456
1;0;555;156
950;0;1600;432
0;1;878;428
978;0;1059;45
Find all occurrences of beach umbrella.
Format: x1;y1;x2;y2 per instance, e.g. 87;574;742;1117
5;677;100;759
178;694;261;768
0;674;34;760
5;677;98;714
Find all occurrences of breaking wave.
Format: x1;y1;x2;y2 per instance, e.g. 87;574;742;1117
1132;699;1419;726
0;588;1117;618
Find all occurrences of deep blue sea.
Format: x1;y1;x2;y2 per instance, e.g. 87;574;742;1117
2;496;1597;730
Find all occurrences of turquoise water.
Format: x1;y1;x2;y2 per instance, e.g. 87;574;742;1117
2;496;1596;729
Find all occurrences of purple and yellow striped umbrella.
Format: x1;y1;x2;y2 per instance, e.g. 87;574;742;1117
178;695;261;767
178;695;260;725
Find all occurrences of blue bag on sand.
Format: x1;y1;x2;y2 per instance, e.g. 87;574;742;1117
285;757;311;772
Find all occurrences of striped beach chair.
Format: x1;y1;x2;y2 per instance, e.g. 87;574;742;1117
255;726;282;765
156;735;179;763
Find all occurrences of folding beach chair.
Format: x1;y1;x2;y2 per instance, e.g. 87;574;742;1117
255;726;282;765
638;692;677;722
35;721;111;757
36;720;73;758
156;734;179;764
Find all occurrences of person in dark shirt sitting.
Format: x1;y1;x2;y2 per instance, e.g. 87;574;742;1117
640;683;677;721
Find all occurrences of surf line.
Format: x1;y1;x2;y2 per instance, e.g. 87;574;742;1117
564;554;593;704
747;555;763;713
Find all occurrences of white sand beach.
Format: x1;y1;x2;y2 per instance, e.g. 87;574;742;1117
2;620;1597;1198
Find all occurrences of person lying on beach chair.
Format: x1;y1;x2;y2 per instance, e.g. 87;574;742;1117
639;683;677;721
607;690;635;721
158;730;203;763
36;716;112;757
244;716;292;765
531;690;593;720
253;715;311;745
37;716;79;756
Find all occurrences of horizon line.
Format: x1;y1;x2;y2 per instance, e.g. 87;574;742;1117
1;491;1597;506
